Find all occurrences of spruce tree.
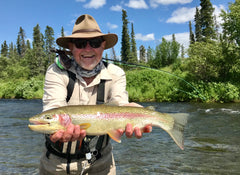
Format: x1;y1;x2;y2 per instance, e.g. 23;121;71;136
189;21;195;44
200;0;216;41
160;37;169;66
16;27;26;57
1;40;8;57
154;45;162;68
181;44;185;58
170;34;180;64
8;42;18;61
139;45;146;64
30;24;46;76
195;7;202;42
61;26;65;37
44;26;55;65
60;26;65;50
44;26;55;53
121;9;131;63
147;46;154;65
0;42;9;78
33;24;44;48
26;40;31;50
130;23;138;63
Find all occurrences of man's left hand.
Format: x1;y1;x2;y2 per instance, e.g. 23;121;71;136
118;102;152;139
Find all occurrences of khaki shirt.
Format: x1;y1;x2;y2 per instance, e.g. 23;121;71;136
43;62;129;111
40;62;128;174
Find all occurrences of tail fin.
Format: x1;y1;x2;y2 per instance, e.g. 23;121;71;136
167;113;188;150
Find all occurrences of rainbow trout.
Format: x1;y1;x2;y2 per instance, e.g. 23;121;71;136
28;105;188;150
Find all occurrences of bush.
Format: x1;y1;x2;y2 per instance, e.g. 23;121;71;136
0;81;18;98
126;69;193;102
186;41;224;82
192;81;240;102
0;77;44;99
14;77;44;99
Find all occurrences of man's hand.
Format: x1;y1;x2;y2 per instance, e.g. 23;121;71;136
118;102;153;139
50;123;86;143
117;124;152;139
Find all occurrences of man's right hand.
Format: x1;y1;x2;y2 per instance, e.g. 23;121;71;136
50;123;86;143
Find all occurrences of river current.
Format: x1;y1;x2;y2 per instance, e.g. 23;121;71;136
0;99;239;174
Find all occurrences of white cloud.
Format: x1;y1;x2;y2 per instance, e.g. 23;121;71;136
107;22;118;30
163;32;190;49
84;0;106;9
167;7;196;24
125;0;148;9
110;5;123;11
135;33;155;41
150;0;192;8
166;4;226;25
213;4;226;25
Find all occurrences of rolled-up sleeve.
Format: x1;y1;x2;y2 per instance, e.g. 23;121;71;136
42;64;69;111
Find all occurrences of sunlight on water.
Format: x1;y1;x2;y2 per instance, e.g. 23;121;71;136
0;100;240;174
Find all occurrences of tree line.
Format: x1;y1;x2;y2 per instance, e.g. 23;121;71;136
185;0;240;83
120;9;182;69
0;10;182;79
0;0;240;102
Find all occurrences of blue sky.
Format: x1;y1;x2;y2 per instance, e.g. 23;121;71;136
0;0;232;58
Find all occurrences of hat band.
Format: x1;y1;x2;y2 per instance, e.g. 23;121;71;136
72;29;102;34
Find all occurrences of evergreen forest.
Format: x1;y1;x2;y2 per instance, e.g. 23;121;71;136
0;0;240;103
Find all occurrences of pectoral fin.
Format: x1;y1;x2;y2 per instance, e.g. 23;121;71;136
79;123;91;130
107;130;122;143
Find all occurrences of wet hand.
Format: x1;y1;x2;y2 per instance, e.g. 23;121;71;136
120;103;152;138
50;123;86;143
118;124;152;139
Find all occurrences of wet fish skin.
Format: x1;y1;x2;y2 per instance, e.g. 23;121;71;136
28;105;187;150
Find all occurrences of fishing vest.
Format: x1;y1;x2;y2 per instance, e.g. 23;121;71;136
45;61;110;173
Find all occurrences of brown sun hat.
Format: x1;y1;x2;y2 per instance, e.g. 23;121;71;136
56;14;118;50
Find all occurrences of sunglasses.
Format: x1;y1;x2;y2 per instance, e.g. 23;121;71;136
71;37;104;49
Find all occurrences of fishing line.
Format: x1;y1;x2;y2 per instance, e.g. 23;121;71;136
50;48;205;101
103;58;206;101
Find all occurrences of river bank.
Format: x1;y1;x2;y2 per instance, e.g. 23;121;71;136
0;69;239;102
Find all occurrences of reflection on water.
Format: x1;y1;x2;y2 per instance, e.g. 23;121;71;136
0;100;240;174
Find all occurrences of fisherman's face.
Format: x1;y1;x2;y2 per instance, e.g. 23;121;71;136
68;37;106;70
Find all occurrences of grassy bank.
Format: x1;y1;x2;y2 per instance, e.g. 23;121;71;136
126;69;240;103
0;70;239;103
0;76;44;99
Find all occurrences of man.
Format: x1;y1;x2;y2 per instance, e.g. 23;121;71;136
40;14;151;175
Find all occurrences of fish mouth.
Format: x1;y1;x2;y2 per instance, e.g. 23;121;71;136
29;119;50;126
28;120;51;132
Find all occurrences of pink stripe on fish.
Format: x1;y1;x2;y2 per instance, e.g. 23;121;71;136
79;112;154;119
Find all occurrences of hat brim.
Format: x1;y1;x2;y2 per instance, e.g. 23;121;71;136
56;32;118;50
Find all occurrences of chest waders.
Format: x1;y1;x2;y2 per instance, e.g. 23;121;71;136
45;61;110;174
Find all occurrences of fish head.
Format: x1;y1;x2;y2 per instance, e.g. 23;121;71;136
28;110;71;134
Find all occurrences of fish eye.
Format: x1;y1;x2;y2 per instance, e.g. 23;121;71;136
45;115;52;119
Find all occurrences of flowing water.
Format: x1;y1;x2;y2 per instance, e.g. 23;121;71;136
0;99;240;175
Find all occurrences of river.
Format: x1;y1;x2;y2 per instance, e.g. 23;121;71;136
0;99;240;174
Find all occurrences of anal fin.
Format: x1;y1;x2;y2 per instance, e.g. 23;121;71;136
107;130;122;143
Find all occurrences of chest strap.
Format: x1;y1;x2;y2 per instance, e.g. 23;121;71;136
66;70;76;103
45;61;110;169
